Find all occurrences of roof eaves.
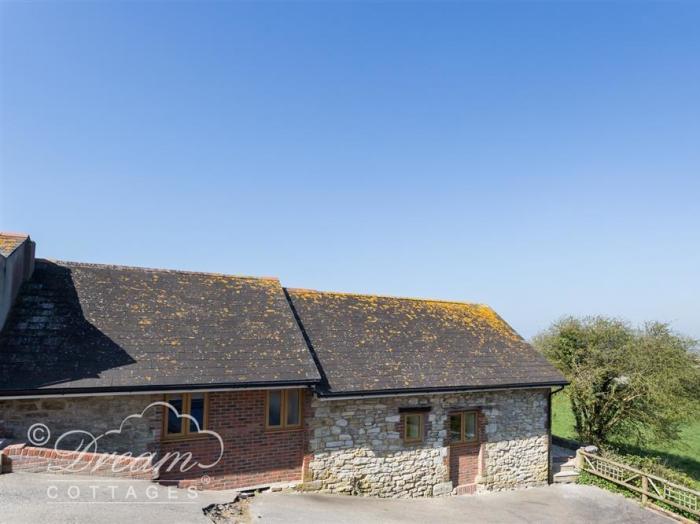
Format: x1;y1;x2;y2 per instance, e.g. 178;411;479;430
314;380;570;399
0;378;323;399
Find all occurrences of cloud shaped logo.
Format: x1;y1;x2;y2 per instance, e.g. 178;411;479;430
39;401;225;476
105;401;224;469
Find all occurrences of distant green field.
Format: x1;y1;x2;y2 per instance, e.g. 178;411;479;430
551;392;700;487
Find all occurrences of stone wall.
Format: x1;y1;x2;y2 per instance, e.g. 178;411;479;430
0;394;162;455
476;389;551;492
0;387;550;495
305;388;549;497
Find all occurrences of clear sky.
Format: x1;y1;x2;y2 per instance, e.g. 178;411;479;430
1;2;698;341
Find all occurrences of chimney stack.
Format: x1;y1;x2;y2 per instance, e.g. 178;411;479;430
0;232;36;332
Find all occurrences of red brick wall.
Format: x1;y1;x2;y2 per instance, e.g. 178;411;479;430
158;389;311;490
449;442;481;486
1;443;156;480
447;410;487;488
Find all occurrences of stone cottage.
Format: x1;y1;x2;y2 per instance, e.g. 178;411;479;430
0;232;567;496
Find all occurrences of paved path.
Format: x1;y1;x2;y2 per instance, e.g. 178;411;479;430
0;472;238;524
250;484;674;524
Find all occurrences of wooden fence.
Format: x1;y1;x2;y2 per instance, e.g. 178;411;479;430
576;448;700;520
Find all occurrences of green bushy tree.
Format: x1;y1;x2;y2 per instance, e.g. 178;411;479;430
534;317;700;446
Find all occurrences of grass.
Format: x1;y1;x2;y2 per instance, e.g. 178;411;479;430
551;392;700;488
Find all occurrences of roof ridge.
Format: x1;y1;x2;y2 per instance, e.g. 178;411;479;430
285;287;488;308
38;258;280;282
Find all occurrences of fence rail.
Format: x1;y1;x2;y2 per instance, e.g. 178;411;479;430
577;449;700;519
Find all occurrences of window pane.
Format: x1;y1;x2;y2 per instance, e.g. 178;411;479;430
465;412;477;440
189;393;205;432
167;395;183;434
268;391;282;427
405;414;422;441
450;414;462;441
286;390;300;426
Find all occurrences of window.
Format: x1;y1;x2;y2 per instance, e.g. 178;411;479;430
188;393;206;433
266;389;303;429
403;413;424;443
163;393;208;438
449;411;478;443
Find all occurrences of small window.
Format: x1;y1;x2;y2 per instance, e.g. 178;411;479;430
167;394;184;435
163;393;208;438
189;393;205;432
268;390;282;427
450;411;478;443
286;389;300;426
403;413;424;443
266;389;303;429
449;414;462;441
464;411;477;441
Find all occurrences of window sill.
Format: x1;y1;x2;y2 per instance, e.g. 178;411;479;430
160;434;211;443
264;426;304;433
449;440;480;446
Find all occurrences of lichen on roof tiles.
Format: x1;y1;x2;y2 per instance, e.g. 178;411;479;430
286;288;566;394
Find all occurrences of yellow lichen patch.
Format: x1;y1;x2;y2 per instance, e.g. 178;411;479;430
0;233;28;257
471;304;521;342
292;288;521;342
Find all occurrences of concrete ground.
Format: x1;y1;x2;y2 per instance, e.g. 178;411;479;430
0;472;238;524
249;484;674;524
0;473;675;524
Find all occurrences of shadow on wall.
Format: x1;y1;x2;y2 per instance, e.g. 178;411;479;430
0;261;136;390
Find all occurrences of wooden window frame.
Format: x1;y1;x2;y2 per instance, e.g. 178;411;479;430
450;410;478;444
403;412;425;443
162;393;209;440
265;389;303;431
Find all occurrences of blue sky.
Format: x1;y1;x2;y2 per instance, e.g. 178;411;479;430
1;2;698;341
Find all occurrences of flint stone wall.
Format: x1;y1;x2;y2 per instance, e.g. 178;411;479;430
306;388;549;497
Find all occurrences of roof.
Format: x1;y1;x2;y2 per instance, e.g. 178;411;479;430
0;260;320;395
286;289;567;396
0;256;566;397
0;233;29;257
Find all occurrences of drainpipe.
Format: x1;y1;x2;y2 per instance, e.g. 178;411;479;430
547;385;565;484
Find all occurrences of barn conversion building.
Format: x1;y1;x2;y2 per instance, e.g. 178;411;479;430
0;232;566;497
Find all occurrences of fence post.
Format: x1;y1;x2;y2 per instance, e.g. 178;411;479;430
641;475;648;506
576;445;598;471
575;448;584;470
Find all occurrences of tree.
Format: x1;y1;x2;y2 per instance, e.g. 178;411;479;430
533;317;700;447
